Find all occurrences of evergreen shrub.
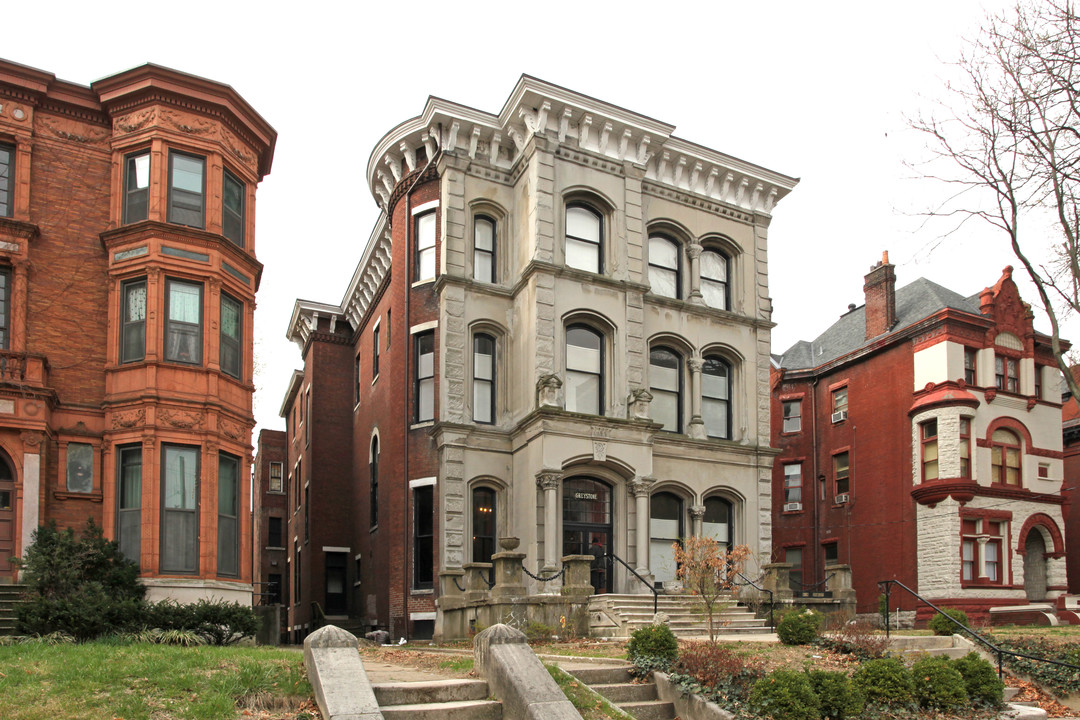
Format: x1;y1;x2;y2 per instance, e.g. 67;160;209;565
748;670;820;720
852;656;915;707
777;608;823;645
928;607;969;636
952;652;1004;707
807;669;865;719
912;655;969;710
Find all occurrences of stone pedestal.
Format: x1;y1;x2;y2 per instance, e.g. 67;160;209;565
824;563;857;604
440;569;465;598
464;562;493;602
560;555;595;597
491;551;527;598
761;562;794;603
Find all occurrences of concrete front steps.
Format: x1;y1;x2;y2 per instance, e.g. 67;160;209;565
372;678;501;719
589;593;769;638
569;664;675;720
887;634;975;659
0;585;24;635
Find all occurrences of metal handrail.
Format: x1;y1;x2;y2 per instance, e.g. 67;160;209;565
734;572;774;631
605;552;659;614
879;579;1080;679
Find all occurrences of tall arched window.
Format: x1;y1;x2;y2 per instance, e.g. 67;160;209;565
565;205;602;273
650;346;682;432
474;216;496;283
650;492;683;586
701;249;729;310
648;235;680;298
370;436;380;527
703;497;733;552
566;324;604;415
473;333;496;424
472;486;497;564
991;428;1022;485
702;355;732;439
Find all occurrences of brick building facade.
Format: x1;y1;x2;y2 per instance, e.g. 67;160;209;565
0;59;275;603
772;255;1068;622
281;76;798;640
253;429;288;617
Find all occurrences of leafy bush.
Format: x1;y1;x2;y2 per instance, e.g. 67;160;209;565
748;670;820;720
913;655;968;710
928;607;969;636
524;621;555;644
142;598;256;646
952;652;1004;707
852;657;915;707
777;608;823;645
627;624;678;664
15;520;145;640
807;669;865;719
670;642;765;704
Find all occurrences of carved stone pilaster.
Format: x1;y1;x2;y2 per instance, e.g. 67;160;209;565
628;476;656;499
628;388;653;420
690;504;706;537
536;470;562;491
537;373;562;408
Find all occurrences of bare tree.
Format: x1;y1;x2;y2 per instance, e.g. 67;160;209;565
912;0;1080;396
673;537;751;642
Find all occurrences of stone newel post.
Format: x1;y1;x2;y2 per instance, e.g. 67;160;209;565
491;537;527;598
560;554;595;597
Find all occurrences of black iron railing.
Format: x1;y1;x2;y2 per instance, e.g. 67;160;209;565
879;579;1080;679
605;552;659;614
734;572;774;631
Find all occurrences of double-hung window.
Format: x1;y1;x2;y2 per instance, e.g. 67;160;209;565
782;399;802;433
648;235;680;298
921;420;939;481
121;279;146;363
164;279;202;364
167;152;206;228
959;418;972;478
219;293;242;379
0;267;10;350
783;464;802;504
964;348;978;385
415;211;436;282
649;347;682;432
834;452;850;496
269;461;283;493
565;325;603;415
123;150;149;224
217;453;239;577
473;334;495;424
268;516;283;548
702;356;731;439
413;484;434;589
161;445;199;573
996;355;1019;392
962;518;1004;583
116;445;141;565
222;168;245;247
0;143;12;218
415;332;434;422
700;250;729;310
565;205;602;273
474;216;495;283
991;428;1022;485
372;325;380;378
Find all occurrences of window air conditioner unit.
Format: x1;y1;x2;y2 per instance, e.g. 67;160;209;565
831;410;848;423
835;493;850;504
783;502;802;512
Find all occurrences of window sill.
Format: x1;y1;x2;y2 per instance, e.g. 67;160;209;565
411;421;435;430
411;588;434;595
411;278;436;289
53;491;102;503
265;546;286;551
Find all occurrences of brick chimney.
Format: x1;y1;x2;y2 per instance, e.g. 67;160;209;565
863;251;896;339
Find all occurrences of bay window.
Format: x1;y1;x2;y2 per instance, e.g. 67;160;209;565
167;152;206;229
123;150;149;224
222;168;245;247
164;279;202;365
161;445;199;573
121;279;146;363
218;453;239;576
220;293;242;379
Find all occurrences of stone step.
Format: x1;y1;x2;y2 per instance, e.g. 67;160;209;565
615;699;677;720
592;682;657;703
378;699;502;720
887;635;956;650
569;665;634;685
373;679;490;706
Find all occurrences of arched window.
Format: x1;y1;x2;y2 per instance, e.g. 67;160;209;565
703;497;733;552
701;249;729;310
991;428;1022;485
648;235;680;299
473;333;496;424
565;205;602;274
650;346;682;432
566;324;604;415
702;356;732;439
472;486;497;564
474;216;496;283
370;436;380;527
650;492;683;586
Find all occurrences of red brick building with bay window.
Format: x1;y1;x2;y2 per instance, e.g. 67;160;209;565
0;59;275;603
772;254;1068;623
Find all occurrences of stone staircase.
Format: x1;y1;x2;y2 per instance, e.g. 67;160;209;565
887;633;975;659
589;593;770;638
0;585;24;635
372;678;501;719
569;664;675;720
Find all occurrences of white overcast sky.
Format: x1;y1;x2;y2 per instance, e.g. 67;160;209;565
8;0;1064;434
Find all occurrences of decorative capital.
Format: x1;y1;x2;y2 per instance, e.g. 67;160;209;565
629;476;656;498
689;358;704;373
689;504;706;519
686;242;703;261
536;469;562;491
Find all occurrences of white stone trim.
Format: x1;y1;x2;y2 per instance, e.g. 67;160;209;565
409;611;436;621
322;546;351;553
409;477;437;488
410;320;439;335
412;200;439;215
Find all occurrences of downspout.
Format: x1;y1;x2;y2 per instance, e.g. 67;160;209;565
811;377;820;585
399;142;441;641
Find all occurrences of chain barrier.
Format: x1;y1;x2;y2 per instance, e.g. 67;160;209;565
521;562;566;583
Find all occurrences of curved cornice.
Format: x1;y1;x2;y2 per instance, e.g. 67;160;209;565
366;75;798;217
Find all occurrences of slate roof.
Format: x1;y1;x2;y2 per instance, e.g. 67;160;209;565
777;278;982;370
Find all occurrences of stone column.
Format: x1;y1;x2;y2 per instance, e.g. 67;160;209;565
628;476;655;575
690;504;706;537
19;431;42;560
537;470;562;572
686;242;705;306
687;357;706;439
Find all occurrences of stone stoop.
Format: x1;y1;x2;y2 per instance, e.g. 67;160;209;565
0;585;24;635
589;593;769;638
372;678;502;720
887;634;974;659
569;665;676;720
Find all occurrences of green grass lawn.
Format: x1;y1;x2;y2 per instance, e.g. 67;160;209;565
0;641;313;720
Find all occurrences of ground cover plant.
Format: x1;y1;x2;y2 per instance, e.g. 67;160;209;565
993;634;1080;697
0;640;314;720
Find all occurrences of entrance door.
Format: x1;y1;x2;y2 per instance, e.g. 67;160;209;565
650;492;683;588
562;477;612;594
1025;531;1048;602
0;459;13;579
